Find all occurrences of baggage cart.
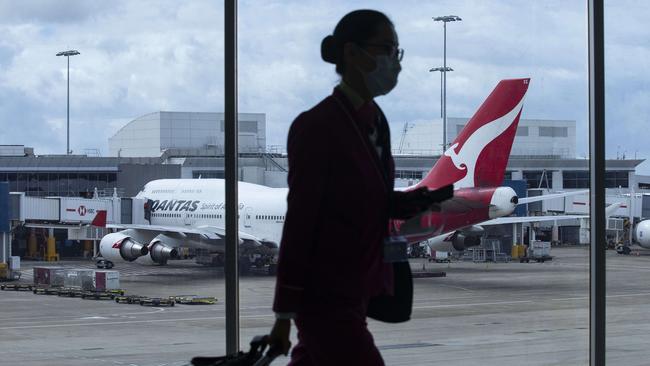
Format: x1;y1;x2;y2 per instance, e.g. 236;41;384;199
57;287;85;297
173;296;218;305
81;291;116;300
33;287;61;295
1;283;34;291
33;267;65;288
115;295;148;304
139;297;175;307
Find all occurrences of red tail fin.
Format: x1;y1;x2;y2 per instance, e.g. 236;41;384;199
91;210;107;227
417;78;530;190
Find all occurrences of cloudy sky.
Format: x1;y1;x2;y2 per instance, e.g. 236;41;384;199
0;1;648;172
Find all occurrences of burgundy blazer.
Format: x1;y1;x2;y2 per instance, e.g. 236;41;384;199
273;89;395;314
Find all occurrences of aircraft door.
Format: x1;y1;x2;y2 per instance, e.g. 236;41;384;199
244;207;253;228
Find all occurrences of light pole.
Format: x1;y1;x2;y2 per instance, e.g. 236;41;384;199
429;67;453;155
56;50;80;155
433;15;461;150
429;67;453;118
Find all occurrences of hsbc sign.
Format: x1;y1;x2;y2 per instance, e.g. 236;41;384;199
60;197;115;224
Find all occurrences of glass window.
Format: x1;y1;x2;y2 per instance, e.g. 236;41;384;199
515;126;529;136
6;173;17;192
604;170;628;188
523;170;553;189
0;4;227;364
606;2;649;363
563;170;589;189
539;126;568;137
16;173;27;192
78;173;89;194
242;3;588;365
68;173;78;196
37;173;49;196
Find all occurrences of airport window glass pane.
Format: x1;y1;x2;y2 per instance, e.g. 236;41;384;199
78;173;88;194
563;170;589;189
0;3;228;364
523;170;553;189
241;2;588;364
26;173;38;195
16;173;27;193
36;173;48;196
539;126;568;137
604;170;629;188
515;126;529;136
88;173;97;191
605;2;649;364
68;173;79;195
6;172;17;191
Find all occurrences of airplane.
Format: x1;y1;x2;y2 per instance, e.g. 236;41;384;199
96;78;584;268
391;78;586;252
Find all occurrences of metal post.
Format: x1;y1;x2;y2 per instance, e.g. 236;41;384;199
434;16;460;150
440;70;443;118
67;56;70;155
442;22;447;149
224;0;240;356
56;50;79;155
588;0;605;364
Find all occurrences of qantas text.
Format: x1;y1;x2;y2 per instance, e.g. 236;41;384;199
150;200;244;212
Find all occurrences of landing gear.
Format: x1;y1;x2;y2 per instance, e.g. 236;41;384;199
96;259;114;269
615;244;631;255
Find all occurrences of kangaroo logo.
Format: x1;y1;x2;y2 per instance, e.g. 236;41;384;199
443;97;525;188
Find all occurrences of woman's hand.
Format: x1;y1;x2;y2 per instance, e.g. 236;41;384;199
269;318;292;356
390;185;453;220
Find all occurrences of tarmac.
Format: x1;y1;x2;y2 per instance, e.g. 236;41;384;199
1;246;649;366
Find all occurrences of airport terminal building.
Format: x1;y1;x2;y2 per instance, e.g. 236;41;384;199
1;113;648;196
1;112;649;256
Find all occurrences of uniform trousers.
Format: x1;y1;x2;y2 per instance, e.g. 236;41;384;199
287;299;384;366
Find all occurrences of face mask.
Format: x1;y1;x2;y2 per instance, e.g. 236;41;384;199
359;48;401;97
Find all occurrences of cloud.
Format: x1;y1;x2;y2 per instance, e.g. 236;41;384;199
0;0;648;174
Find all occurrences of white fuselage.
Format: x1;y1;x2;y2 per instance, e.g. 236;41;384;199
137;179;288;244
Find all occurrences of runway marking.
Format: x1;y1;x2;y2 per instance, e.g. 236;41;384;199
551;292;650;301
441;284;474;292
0;314;274;330
0;306;166;322
413;300;533;309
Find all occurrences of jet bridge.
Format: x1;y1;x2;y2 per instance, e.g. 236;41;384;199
6;190;148;260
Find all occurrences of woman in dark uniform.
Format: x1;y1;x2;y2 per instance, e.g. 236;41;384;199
269;9;436;365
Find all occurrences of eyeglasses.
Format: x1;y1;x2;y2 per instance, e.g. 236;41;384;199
359;42;404;62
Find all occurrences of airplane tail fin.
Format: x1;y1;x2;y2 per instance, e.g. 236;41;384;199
91;210;107;227
417;78;530;190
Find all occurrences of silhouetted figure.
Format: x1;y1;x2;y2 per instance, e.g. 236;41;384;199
269;9;435;366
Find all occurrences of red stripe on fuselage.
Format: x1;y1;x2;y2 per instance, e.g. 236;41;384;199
392;187;496;243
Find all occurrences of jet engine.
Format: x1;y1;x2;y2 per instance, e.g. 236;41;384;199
99;233;149;262
636;220;650;249
450;225;484;251
135;235;180;265
451;233;482;251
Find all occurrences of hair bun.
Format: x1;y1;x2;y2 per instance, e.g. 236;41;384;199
321;35;338;64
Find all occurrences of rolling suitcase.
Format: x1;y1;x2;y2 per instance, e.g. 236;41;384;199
191;335;282;366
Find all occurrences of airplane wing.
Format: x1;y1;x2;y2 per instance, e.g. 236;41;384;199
481;202;622;225
107;223;222;240
480;215;587;225
518;190;588;204
107;223;265;244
